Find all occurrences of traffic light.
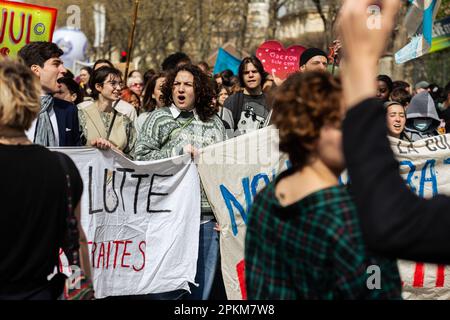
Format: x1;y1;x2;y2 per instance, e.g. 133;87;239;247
120;51;127;63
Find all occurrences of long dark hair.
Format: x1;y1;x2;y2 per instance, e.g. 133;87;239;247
142;72;167;112
238;56;267;89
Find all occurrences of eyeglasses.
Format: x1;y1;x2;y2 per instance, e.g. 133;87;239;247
131;83;143;87
104;81;123;89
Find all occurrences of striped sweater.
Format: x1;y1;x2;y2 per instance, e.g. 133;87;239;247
134;106;226;212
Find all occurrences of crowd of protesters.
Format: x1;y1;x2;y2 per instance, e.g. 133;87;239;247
2;0;450;301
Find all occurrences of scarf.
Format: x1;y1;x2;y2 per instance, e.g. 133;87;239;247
34;95;57;146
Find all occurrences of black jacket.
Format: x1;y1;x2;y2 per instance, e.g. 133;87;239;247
53;98;81;147
343;98;450;264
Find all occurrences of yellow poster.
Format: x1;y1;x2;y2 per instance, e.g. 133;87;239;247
0;0;57;57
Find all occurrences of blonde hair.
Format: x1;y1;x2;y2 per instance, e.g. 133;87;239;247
0;58;41;130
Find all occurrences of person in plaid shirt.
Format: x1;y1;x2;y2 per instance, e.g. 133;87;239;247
245;72;402;300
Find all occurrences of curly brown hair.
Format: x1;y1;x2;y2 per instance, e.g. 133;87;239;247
161;64;216;122
272;72;342;169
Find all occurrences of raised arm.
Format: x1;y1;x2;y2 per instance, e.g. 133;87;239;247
339;0;450;264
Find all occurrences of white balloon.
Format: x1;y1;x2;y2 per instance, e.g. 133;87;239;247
53;27;89;71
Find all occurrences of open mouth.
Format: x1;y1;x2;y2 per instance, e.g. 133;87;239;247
178;95;186;103
393;124;402;129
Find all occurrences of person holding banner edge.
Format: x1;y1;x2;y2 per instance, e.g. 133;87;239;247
340;0;450;264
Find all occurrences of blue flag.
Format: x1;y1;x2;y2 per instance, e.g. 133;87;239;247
213;48;241;76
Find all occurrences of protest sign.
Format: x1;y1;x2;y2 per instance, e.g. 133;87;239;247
256;40;305;80
389;135;450;299
395;0;441;64
197;126;289;300
430;15;450;53
54;148;201;299
0;1;57;57
199;131;450;300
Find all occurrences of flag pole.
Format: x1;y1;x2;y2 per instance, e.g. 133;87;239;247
124;0;140;84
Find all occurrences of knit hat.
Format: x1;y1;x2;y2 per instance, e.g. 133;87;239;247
299;48;328;67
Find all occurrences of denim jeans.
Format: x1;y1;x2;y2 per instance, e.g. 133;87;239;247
185;220;219;300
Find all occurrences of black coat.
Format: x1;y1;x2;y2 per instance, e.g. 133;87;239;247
343;98;450;264
53;98;81;147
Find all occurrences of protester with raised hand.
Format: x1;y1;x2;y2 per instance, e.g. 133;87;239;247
340;0;450;264
245;71;402;299
78;66;136;158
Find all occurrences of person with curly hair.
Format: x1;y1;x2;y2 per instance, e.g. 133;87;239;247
134;64;225;300
245;71;402;299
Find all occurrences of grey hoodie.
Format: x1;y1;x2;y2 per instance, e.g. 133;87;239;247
404;92;441;142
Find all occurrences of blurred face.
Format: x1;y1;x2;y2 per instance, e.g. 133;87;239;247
243;63;262;90
416;87;428;95
129;94;140;109
301;56;328;72
153;77;166;108
96;74;123;102
317;125;345;176
32;57;66;94
386;104;406;139
54;83;77;103
172;71;195;110
94;62;111;71
218;88;229;106
79;69;90;84
130;80;144;96
377;81;390;101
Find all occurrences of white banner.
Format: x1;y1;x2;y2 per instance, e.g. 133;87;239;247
197;126;289;300
54;148;201;299
198;131;450;300
390;135;450;299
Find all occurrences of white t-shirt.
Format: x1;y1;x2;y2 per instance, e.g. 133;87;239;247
25;107;60;146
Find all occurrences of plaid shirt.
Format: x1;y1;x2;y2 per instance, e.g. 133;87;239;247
245;171;402;300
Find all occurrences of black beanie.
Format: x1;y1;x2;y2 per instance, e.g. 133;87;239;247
299;48;328;67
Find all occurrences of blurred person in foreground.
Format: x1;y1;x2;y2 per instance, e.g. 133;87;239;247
340;0;450;264
0;59;89;300
245;71;401;299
